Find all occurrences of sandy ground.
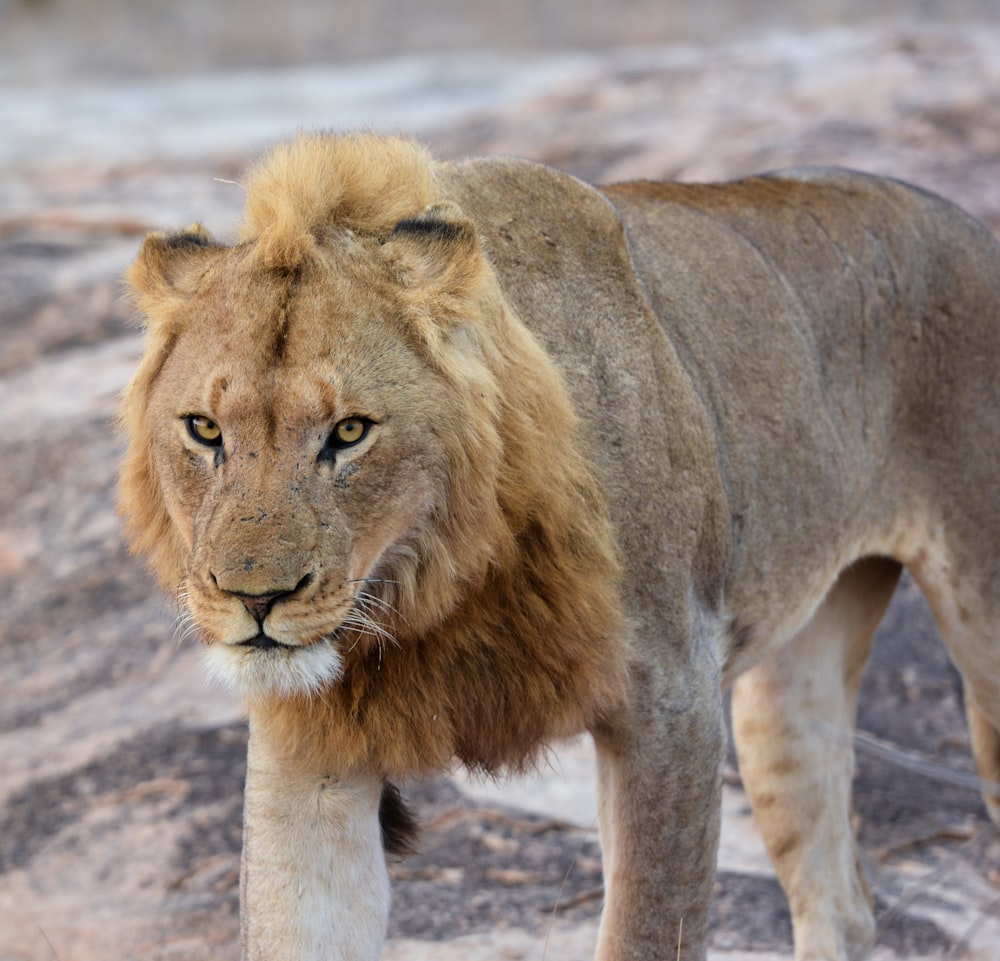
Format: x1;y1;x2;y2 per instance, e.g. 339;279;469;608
3;4;1000;960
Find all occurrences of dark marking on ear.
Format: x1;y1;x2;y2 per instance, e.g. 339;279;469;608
385;203;483;299
127;223;221;303
164;230;214;250
391;218;470;244
379;781;419;858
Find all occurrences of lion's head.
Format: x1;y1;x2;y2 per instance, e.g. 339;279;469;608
119;133;626;776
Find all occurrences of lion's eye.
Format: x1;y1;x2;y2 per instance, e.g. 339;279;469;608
330;417;371;448
185;414;223;446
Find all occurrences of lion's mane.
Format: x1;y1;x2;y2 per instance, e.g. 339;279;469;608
120;134;629;777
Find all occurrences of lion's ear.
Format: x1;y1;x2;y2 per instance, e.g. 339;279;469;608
126;224;223;316
384;203;487;303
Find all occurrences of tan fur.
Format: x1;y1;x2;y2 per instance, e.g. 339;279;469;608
120;134;1000;961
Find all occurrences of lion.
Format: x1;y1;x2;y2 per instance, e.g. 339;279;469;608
119;132;1000;961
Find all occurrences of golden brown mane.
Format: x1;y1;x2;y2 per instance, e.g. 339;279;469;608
238;133;444;269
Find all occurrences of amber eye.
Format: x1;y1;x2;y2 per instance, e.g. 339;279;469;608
330;417;371;448
185;414;223;446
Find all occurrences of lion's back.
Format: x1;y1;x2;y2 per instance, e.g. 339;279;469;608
602;168;1000;612
447;158;1000;624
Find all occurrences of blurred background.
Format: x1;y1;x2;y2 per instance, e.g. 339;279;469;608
2;0;998;80
3;2;1000;960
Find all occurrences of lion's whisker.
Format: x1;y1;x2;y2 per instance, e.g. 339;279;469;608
342;609;397;648
338;607;398;672
169;579;202;649
172;608;201;648
354;591;407;631
346;578;410;628
354;608;399;648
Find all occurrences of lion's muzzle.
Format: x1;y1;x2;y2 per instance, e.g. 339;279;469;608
224;571;315;626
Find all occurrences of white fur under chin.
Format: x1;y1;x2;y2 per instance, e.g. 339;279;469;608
202;639;344;699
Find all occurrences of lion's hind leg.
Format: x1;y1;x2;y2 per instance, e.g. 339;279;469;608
966;699;1000;827
907;555;1000;830
731;556;902;961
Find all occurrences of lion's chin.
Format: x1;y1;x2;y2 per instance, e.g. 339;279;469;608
202;636;344;700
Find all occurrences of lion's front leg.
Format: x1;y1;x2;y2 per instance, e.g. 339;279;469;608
593;651;726;961
240;711;389;961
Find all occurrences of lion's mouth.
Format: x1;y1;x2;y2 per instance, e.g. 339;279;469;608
238;633;294;651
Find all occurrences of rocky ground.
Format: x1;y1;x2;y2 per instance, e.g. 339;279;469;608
3;9;1000;961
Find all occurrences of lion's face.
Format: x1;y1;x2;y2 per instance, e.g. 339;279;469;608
130;226;500;700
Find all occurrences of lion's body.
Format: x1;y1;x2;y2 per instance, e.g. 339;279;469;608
120;134;1000;961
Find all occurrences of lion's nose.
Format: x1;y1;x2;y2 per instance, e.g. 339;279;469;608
214;572;313;625
233;590;289;623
